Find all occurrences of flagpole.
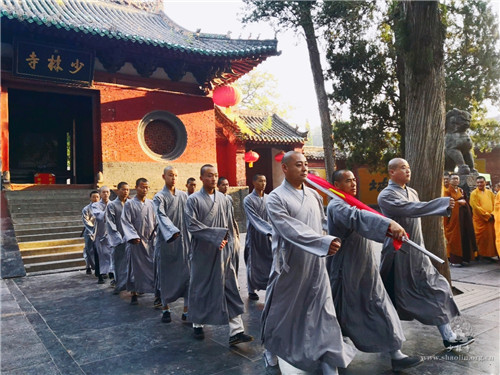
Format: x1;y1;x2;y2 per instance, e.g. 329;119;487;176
305;177;445;264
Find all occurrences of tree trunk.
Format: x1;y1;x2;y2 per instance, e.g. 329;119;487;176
399;1;451;283
299;6;335;182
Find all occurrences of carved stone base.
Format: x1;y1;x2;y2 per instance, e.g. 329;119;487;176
458;170;479;197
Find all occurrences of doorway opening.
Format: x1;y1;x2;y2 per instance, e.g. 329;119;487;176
8;89;95;184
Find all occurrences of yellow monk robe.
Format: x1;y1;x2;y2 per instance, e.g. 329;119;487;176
470;188;498;257
443;185;474;262
495;193;500;252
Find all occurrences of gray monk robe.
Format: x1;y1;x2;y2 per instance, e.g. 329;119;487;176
91;201;114;274
81;203;96;269
326;196;405;353
121;197;156;294
106;198;128;292
263;180;356;373
185;188;244;325
153;187;190;305
225;194;241;276
378;180;459;325
243;190;273;292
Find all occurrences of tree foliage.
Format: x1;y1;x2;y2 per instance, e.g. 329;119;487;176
322;0;499;170
234;70;293;118
242;0;336;181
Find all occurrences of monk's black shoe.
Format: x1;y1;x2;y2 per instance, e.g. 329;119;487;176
97;275;105;284
391;356;423;372
86;267;92;275
153;297;162;309
130;295;138;305
161;311;171;323
444;336;475;350
193;327;205;340
182;312;188;321
229;332;254;346
248;292;259;301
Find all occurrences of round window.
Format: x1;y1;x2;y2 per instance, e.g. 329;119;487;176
138;111;187;161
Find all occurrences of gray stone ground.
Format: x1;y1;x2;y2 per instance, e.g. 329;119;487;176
1;236;499;375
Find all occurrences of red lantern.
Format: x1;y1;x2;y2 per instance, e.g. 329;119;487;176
245;150;260;168
213;85;242;108
274;151;285;162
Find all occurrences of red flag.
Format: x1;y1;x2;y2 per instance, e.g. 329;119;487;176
306;173;404;250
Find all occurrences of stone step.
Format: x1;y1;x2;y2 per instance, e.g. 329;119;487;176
14;220;83;231
18;238;84;250
24;258;87;273
26;265;88;277
14;225;84;237
17;231;84;243
12;215;82;225
22;251;84;265
20;243;84;257
5;189;94;197
8;202;88;212
10;210;82;219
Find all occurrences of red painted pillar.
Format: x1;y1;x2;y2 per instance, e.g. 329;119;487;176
1;86;9;172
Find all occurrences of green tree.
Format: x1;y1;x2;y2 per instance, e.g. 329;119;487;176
234;70;293;118
322;0;500;169
393;0;450;281
242;0;336;181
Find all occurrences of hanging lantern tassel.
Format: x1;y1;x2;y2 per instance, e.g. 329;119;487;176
245;150;260;168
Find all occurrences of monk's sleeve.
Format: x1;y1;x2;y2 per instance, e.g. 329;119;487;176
121;202;140;242
378;189;450;218
470;192;492;221
185;197;227;248
153;194;180;242
106;203;123;246
244;197;272;236
328;197;390;243
267;193;337;257
82;206;95;237
91;202;106;222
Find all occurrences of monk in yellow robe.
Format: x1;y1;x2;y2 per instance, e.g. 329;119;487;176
495;186;500;251
443;174;476;265
470;176;498;258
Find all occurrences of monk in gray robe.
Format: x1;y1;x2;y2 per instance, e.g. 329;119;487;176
243;173;272;301
121;178;156;305
327;170;422;372
218;177;241;276
106;182;129;293
153;166;190;324
263;151;355;375
186;164;253;346
378;158;474;350
82;190;99;274
91;186;114;284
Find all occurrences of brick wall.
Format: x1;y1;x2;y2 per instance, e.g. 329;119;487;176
96;82;216;164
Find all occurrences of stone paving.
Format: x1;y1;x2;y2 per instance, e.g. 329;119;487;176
1;236;499;374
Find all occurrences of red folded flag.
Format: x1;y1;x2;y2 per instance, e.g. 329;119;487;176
306;173;404;250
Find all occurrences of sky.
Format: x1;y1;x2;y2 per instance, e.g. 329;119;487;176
163;0;500;130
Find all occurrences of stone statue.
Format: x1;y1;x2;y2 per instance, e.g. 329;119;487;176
444;108;476;174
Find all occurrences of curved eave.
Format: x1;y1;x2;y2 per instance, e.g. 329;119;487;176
0;11;278;59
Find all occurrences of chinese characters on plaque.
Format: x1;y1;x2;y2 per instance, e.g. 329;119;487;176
14;40;94;86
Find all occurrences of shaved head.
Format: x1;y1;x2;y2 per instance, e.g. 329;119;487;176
282;151;303;165
163;165;175;175
388;158;407;171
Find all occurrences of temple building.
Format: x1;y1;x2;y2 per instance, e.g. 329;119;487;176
0;0;279;190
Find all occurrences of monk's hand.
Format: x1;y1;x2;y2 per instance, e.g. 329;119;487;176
457;199;466;206
327;239;341;256
129;238;140;244
388;221;405;241
219;239;228;250
449;197;455;209
219;233;229;250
